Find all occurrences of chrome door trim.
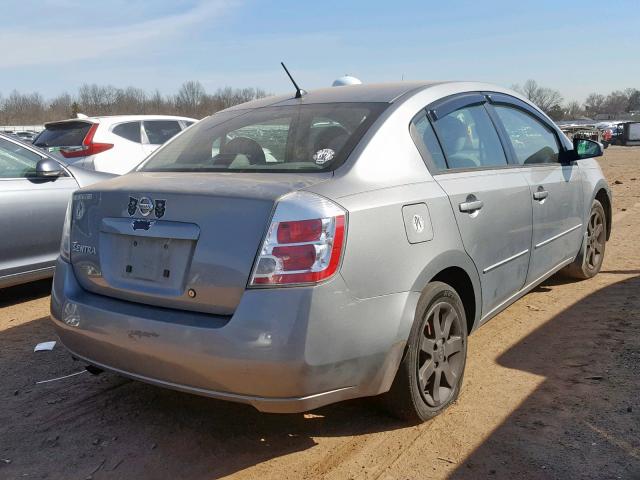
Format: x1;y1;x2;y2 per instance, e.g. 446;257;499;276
534;223;583;249
483;249;529;274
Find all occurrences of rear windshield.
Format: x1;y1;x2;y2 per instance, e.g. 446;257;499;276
138;102;387;173
34;121;92;147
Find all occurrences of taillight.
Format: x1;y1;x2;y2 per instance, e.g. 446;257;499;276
60;123;113;158
250;192;347;286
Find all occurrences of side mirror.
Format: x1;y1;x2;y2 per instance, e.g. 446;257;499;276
572;138;603;160
36;158;65;177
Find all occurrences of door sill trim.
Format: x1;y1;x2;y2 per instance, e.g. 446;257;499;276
0;265;55;281
480;256;574;323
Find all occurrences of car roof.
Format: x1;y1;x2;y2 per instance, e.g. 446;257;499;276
222;81;445;111
44;115;197;127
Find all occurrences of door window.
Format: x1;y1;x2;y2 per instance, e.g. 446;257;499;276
112;122;142;143
493;106;559;164
143;121;182;145
0;138;43;178
434;105;507;169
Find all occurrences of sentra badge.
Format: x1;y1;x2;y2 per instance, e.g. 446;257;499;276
72;242;96;255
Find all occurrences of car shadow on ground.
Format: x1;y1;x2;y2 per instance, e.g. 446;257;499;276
0;314;407;479
0;278;52;308
449;275;640;479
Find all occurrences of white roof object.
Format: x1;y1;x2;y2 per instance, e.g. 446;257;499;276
332;75;363;87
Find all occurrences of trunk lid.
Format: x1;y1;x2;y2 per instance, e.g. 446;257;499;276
70;171;330;315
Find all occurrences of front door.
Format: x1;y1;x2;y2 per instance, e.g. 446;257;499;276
424;98;533;318
0;138;76;278
489;103;584;283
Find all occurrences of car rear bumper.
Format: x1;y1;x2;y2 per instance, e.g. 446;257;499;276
50;258;418;413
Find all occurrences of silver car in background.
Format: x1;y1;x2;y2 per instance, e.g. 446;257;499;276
50;82;611;422
0;133;113;288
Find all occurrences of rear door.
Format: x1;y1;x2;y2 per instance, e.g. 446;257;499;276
487;96;584;283
0;138;77;279
108;121;145;172
142;120;183;156
416;94;533;319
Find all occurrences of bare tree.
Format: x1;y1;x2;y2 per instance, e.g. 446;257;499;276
513;79;564;116
175;80;207;117
584;93;606;115
564;100;584;119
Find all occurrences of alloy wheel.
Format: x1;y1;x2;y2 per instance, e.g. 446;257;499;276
586;208;605;271
417;301;464;407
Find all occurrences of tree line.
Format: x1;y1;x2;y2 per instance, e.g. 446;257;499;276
1;78;639;126
512;79;640;120
0;81;269;126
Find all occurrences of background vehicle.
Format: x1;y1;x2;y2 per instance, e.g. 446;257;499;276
33;115;197;174
0;133;113;288
13;130;38;142
51;82;611;422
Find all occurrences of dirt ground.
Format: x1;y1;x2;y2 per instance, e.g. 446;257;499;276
1;147;639;480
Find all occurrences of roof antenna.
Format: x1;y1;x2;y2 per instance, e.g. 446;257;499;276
281;62;306;99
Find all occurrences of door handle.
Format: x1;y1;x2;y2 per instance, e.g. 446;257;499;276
459;200;484;212
533;189;549;201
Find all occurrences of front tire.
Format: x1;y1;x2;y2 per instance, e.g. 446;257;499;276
382;282;468;423
565;199;607;279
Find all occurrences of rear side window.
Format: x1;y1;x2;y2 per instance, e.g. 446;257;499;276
493;106;559;164
433;105;507;169
112;122;142;143
0;138;43;178
410;114;447;170
139;103;386;173
144;121;182;145
34;121;91;147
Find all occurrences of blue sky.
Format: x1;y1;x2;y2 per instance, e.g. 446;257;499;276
2;0;638;102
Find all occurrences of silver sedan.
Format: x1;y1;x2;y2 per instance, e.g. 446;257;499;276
0;133;112;288
50;82;610;422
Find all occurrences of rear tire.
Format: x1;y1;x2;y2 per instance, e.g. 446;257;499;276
564;199;607;279
382;282;468;423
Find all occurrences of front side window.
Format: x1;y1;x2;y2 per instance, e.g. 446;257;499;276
112;122;142;143
0;138;43;178
139;103;386;173
144;120;182;145
493;106;559;164
434;104;507;169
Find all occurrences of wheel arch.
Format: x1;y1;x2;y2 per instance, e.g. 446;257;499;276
593;184;612;240
411;250;481;335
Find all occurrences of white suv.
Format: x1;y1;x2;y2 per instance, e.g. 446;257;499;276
34;115;197;174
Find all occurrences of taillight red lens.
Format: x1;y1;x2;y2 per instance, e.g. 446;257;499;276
277;219;322;243
272;244;317;270
60;123;113;158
